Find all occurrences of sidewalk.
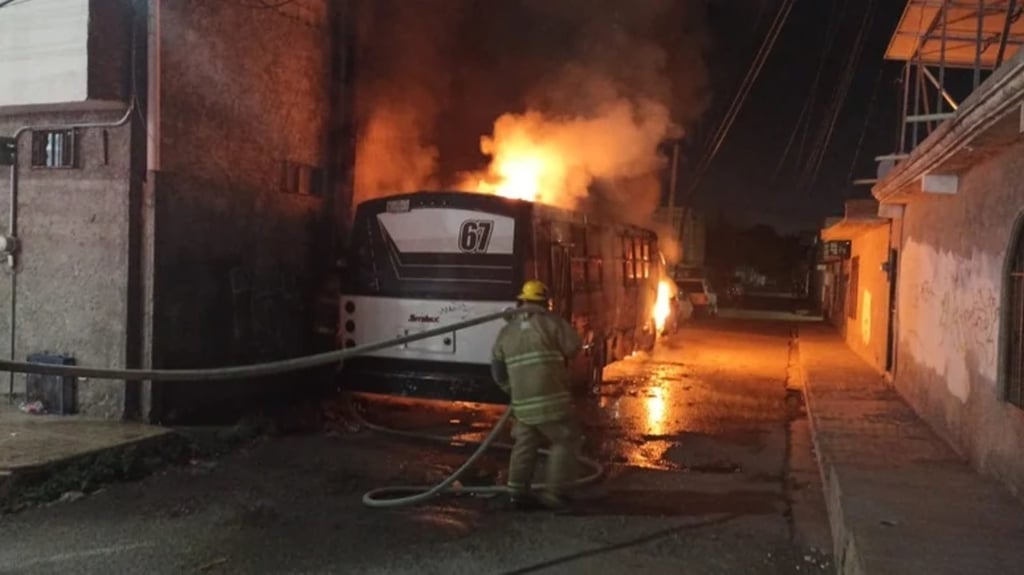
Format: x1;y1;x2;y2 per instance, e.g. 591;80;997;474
1;403;175;510
797;323;1024;574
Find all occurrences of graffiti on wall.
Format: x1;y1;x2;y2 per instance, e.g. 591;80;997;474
900;237;1000;403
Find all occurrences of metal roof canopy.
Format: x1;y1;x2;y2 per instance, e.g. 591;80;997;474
886;0;1024;68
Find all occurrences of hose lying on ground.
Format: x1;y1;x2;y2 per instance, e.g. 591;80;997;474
349;400;604;508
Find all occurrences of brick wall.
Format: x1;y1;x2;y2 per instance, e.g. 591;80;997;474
150;0;337;422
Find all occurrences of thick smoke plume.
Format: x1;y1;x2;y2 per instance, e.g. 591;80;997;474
352;0;711;262
352;0;461;200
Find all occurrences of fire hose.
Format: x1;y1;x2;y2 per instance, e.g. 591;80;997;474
351;402;604;508
0;308;605;508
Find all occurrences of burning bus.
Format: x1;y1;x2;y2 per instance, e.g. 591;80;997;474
338;190;671;403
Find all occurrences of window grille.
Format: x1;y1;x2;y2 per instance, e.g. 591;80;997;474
31;129;77;169
280;160;324;197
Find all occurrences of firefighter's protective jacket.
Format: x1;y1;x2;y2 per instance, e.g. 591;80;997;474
491;304;583;424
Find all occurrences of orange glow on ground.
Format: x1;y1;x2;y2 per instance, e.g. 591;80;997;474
645;385;667;437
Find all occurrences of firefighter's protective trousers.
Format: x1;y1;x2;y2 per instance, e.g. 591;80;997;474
507;418;581;497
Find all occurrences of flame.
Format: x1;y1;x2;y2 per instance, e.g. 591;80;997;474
653;279;673;334
471;143;562;204
457;101;673;209
458;110;577;208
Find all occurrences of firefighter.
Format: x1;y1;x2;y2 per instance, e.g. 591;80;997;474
490;279;583;511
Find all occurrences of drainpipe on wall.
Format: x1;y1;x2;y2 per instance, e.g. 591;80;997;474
137;0;161;421
147;0;160;175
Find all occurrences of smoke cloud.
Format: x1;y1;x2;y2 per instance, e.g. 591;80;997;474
352;0;711;262
352;0;462;202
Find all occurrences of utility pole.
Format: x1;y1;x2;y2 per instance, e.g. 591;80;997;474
667;139;680;214
667;139;682;269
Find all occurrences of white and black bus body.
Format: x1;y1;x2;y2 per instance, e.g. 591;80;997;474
339;190;664;403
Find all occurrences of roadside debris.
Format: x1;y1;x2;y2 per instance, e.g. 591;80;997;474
57;490;85;503
18;401;45;415
198;557;229;572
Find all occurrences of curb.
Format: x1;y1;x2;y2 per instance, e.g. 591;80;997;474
0;429;188;514
793;326;866;575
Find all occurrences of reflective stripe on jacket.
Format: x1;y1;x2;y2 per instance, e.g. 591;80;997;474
491;304;582;424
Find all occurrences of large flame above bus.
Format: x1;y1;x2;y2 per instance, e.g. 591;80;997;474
457;100;672;210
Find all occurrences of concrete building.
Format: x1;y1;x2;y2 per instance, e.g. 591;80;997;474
819;199;894;373
0;0;352;422
825;1;1024;497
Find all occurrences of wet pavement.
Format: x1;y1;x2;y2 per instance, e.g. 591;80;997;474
0;316;833;574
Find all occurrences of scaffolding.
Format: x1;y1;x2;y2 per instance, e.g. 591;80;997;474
886;0;1024;154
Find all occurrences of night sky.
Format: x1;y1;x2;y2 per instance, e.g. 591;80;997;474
353;0;912;235
693;0;907;233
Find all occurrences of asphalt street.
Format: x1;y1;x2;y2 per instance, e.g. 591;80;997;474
0;314;832;575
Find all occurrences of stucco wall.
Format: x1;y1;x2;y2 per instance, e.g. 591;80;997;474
845;225;891;373
0;111;134;418
150;0;335;422
894;139;1024;496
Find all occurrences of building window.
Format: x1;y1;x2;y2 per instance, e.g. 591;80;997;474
31;129;77;169
847;256;859;319
1004;228;1024;408
621;236;632;285
641;240;651;279
630;238;640;281
280;160;324;197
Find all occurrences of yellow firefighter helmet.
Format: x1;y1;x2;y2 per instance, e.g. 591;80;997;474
517;279;550;303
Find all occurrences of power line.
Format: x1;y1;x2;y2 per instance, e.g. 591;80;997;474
812;0;876;186
772;0;846;182
686;0;796;199
694;0;791;169
798;0;873;189
800;0;877;195
771;100;810;182
793;0;849;170
700;0;793;169
844;64;885;188
795;0;852;163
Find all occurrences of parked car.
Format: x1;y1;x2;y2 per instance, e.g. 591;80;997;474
725;281;745;306
676;278;718;318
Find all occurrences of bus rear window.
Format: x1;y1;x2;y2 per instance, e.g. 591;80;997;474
347;203;523;301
